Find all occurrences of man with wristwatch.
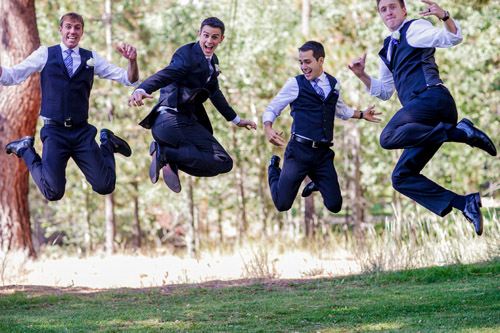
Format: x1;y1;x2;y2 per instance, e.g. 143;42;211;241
305;0;496;236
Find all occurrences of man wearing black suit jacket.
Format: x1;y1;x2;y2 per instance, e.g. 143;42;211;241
129;17;256;193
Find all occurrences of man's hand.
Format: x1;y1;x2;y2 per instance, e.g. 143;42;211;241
116;43;137;61
236;119;257;130
419;0;446;19
362;105;382;123
264;122;286;147
348;53;367;77
128;90;153;107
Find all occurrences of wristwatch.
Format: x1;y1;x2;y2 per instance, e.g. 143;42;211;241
359;110;364;119
441;10;450;21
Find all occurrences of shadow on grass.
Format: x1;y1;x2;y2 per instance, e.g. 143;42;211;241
1;260;499;331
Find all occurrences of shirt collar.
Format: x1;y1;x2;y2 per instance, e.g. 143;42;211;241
315;72;326;82
60;42;79;54
392;19;408;34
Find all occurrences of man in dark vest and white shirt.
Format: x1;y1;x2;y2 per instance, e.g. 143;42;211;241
264;41;381;213
327;0;495;235
2;12;139;201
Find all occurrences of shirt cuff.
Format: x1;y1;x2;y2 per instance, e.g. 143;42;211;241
134;88;146;94
231;115;241;125
262;112;276;124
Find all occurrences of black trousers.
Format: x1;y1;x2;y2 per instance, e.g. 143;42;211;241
151;110;233;177
380;86;458;216
268;140;342;213
22;123;116;201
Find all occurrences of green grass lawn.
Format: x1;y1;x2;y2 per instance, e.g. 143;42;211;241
1;260;499;332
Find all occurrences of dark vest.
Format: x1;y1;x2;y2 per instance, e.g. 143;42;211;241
40;45;94;124
379;19;442;106
290;74;339;142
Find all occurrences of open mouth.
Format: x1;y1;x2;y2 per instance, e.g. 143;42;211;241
204;44;214;53
303;69;312;78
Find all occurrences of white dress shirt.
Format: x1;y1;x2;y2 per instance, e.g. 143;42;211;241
0;42;138;87
369;19;463;100
263;72;354;124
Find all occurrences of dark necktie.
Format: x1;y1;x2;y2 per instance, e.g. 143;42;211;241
312;78;325;100
207;58;214;77
64;49;73;77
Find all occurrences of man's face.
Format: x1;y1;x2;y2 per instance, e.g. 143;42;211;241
198;26;224;57
59;19;83;49
299;50;323;81
378;0;407;32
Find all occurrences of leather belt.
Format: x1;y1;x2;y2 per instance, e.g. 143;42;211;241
291;134;333;148
44;119;87;127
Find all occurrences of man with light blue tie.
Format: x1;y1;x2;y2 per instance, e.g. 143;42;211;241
264;41;381;213
2;12;139;201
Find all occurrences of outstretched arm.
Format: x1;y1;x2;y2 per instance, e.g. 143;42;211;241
116;43;139;83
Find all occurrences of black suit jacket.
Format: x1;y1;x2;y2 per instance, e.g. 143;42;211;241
138;42;237;133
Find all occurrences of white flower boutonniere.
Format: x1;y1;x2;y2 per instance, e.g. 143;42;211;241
391;30;400;42
334;82;342;93
214;64;221;76
86;58;95;69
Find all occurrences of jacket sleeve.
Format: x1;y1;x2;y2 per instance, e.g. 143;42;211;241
209;82;238;122
137;52;189;94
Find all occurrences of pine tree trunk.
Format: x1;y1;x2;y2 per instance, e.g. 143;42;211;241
0;0;41;256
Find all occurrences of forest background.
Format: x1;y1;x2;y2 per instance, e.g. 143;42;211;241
0;0;499;286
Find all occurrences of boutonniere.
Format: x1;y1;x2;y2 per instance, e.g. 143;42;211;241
333;82;342;94
214;64;221;76
391;30;400;46
86;58;95;69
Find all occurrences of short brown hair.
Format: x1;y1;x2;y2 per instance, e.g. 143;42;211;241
59;12;84;29
376;0;405;10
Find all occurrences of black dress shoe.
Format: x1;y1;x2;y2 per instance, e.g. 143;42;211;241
149;141;163;184
5;136;34;157
463;192;483;236
100;129;132;157
162;163;181;193
302;181;319;197
456;119;497;156
269;155;281;167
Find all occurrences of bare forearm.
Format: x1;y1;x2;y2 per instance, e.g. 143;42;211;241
127;59;139;83
356;71;372;90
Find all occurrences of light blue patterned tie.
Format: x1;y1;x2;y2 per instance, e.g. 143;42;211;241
312;78;325;100
64;49;73;77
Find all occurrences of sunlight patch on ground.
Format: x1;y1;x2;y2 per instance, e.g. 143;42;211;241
1;249;361;288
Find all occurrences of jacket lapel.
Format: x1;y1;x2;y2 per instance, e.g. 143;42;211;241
193;42;211;84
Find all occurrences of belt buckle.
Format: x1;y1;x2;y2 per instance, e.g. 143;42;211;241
64;119;72;127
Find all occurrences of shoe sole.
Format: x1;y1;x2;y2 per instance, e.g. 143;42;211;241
475;193;483;236
162;164;181;193
149;142;160;184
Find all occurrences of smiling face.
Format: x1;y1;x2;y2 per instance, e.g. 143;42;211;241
59;19;83;49
198;25;224;57
377;0;407;32
299;50;324;81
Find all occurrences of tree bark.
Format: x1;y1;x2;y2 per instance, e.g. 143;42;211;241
0;0;41;256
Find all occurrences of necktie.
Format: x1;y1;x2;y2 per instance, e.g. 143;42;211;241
388;38;399;61
207;58;214;77
312;78;325;100
64;49;73;77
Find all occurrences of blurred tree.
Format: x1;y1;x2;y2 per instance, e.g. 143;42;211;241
0;0;40;256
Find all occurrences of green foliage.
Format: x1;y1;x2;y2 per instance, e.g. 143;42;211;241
1;261;499;330
28;0;500;251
